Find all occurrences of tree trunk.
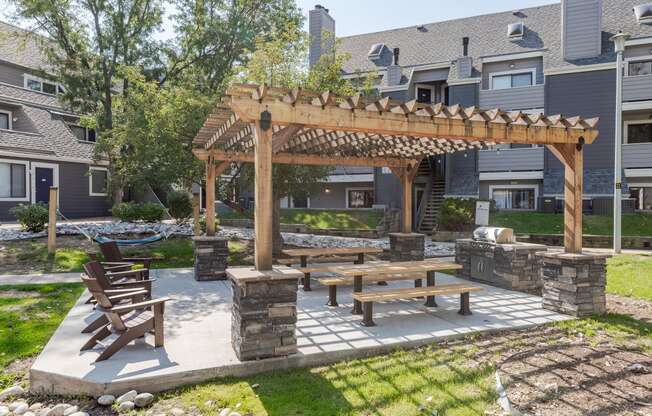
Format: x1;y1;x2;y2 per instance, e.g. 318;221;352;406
272;191;283;259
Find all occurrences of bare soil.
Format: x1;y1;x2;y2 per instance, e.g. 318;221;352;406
608;294;652;324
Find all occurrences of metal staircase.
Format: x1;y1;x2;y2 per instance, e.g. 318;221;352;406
415;157;446;234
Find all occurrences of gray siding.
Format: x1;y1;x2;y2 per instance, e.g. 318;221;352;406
412;68;449;83
0;156;111;221
374;168;401;209
447;84;479;195
544;69;616;195
623;44;652;59
478;147;544;172
561;0;602;61
0;62;26;87
479;84;545;110
623;143;652;169
623;75;652;102
0;103;40;133
481;57;544;89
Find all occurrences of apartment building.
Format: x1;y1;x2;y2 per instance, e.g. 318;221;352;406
308;0;652;232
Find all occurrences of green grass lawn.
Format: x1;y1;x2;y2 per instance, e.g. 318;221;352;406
490;211;652;236
220;208;383;230
0;283;84;388
607;254;652;301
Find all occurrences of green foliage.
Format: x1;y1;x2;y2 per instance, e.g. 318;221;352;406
167;191;194;223
199;215;221;234
280;209;383;230
489;212;652;236
439;198;478;231
607;254;652;300
10;203;49;233
112;202;166;223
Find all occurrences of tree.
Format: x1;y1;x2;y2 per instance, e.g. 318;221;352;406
239;23;359;256
12;0;165;202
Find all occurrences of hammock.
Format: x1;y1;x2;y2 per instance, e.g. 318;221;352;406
56;210;169;246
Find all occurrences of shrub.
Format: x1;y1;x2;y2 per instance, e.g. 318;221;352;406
167;191;193;223
10;203;49;232
438;198;477;231
112;202;166;223
199;214;220;234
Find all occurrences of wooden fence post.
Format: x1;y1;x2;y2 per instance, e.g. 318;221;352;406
193;192;201;236
48;187;58;255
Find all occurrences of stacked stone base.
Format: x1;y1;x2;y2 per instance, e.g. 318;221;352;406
193;236;228;281
537;251;609;317
455;239;547;294
389;233;425;262
227;267;302;361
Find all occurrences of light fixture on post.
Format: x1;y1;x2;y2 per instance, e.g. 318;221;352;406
610;31;630;254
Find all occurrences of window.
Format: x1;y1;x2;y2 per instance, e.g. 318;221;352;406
628;59;652;76
24;75;61;96
507;22;524;39
368;43;385;60
89;167;108;196
489;69;535;90
69;125;97;142
625;120;652;144
491;187;536;210
0;110;11;130
0;161;27;200
347;188;374;208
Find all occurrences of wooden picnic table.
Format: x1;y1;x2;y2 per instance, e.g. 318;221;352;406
327;260;463;315
281;247;384;291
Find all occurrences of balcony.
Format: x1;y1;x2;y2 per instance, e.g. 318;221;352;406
623;143;652;169
478;84;545;111
479;147;544;173
623;75;652;102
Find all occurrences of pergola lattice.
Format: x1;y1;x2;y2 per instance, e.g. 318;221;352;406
193;83;599;270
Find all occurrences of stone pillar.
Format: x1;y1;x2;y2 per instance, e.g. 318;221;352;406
193;236;229;281
389;232;425;262
227;266;302;361
536;251;610;317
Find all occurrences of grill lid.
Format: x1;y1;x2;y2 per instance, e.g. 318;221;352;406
473;227;515;244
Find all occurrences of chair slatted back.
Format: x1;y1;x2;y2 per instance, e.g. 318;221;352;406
99;241;123;262
83;261;113;290
80;274;128;332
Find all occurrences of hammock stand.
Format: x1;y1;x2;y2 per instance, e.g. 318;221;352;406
57;210;168;246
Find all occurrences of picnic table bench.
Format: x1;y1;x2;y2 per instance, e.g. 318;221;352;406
280;247;384;291
353;283;484;326
327;260;464;315
318;272;426;306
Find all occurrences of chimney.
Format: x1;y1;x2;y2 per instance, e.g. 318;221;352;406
309;5;336;67
457;37;473;78
385;47;402;86
561;0;602;61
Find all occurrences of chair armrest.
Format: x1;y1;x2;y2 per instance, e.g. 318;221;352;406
125;257;154;262
107;269;148;279
104;288;147;294
107;290;149;302
111;279;154;289
111;297;170;313
104;264;133;273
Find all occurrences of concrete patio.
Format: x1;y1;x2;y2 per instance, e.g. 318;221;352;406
30;268;572;396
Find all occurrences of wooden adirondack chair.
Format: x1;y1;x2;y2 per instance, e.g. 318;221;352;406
81;261;154;333
99;241;154;277
86;252;134;272
80;275;169;362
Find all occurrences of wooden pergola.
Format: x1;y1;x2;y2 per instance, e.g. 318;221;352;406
193;83;599;271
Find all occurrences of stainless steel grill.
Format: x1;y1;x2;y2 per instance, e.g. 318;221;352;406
472;227;515;244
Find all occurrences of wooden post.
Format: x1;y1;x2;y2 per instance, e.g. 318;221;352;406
253;116;274;270
192;192;201;236
548;143;584;254
47;187;58;255
205;158;216;236
401;173;413;233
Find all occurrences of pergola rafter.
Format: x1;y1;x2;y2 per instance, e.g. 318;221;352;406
193;83;600;270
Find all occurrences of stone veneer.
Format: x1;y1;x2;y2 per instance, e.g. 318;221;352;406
537;251;609;317
389;233;425;262
193;236;229;281
455;239;548;294
227;266;302;361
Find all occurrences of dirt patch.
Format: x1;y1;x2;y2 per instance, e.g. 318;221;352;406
608;294;652;324
0;290;41;298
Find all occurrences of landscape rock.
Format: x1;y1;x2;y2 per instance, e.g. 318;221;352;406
170;408;185;416
36;407;50;416
29;403;43;411
626;363;647;373
118;401;135;412
0;406;9;416
45;404;68;416
134;393;154;408
228;413;241;416
0;386;25;401
62;406;78;416
23;412;35;416
97;395;115;406
13;403;29;415
218;409;230;416
68;413;88;416
116;390;138;405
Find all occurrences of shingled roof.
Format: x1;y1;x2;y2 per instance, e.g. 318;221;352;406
0;21;54;71
338;0;652;75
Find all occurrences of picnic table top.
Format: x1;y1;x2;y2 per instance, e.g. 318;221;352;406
281;247;384;257
327;259;462;276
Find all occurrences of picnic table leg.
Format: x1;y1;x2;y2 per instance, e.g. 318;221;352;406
300;255;311;291
459;292;472;316
424;270;438;307
361;302;375;327
352;275;363;315
355;253;364;264
327;285;338;307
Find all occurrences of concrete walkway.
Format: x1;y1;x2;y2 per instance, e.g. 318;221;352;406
0;268;185;285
